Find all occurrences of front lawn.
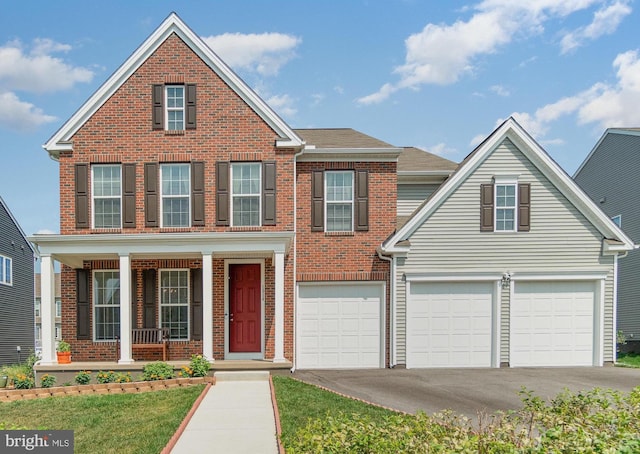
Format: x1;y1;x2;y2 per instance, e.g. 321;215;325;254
617;352;640;367
0;385;204;453
274;375;640;453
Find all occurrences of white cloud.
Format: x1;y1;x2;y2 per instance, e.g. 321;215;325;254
561;1;632;54
310;93;324;106
428;142;458;157
358;0;608;104
469;133;487;148
202;32;301;76
0;39;94;93
265;93;297;117
511;49;640;141
0;91;56;131
490;85;510;96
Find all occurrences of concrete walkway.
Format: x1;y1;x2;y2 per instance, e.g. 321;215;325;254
170;371;278;454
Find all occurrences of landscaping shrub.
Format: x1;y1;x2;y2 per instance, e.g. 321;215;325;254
284;386;640;453
13;373;34;389
40;374;56;388
178;354;210;378
74;370;92;385
96;371;116;384
141;361;174;381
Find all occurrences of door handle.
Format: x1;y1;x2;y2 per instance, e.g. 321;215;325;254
229;313;234;322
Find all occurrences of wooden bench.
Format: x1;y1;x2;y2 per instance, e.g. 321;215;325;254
132;328;170;361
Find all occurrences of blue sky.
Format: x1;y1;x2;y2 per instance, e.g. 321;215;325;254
1;0;639;237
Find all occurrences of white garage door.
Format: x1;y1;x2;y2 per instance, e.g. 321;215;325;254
511;281;595;367
297;283;383;369
407;282;494;368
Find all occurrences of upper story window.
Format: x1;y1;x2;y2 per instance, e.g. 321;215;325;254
495;183;516;232
231;163;261;226
612;215;622;227
166;86;184;130
161;163;191;227
480;177;530;233
0;255;12;286
56;298;62;317
326;171;354;232
311;169;369;233
152;84;196;131
35;298;41;317
93;270;120;341
92;164;122;229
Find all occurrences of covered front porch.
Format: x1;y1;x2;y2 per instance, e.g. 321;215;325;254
29;231;293;367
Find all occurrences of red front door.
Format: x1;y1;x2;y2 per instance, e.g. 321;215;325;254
229;264;261;353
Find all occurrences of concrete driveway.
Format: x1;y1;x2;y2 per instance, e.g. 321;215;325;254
289;367;640;418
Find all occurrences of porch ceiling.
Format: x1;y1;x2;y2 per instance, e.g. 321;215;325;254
28;231;294;268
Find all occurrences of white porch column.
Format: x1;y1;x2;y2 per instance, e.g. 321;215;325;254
202;253;214;361
274;251;286;362
118;254;134;364
40;255;57;365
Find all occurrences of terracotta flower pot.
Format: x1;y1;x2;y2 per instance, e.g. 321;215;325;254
57;351;71;364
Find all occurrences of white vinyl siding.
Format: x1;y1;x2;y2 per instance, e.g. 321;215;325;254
395;138;616;365
397;184;440;216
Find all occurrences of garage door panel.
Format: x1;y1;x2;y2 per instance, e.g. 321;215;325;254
407;282;494;368
511;281;595;367
297;284;382;369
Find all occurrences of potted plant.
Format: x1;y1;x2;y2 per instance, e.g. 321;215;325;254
56;340;71;364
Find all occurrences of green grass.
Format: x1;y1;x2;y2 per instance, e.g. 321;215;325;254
0;385;205;453
272;375;399;448
617;352;640;367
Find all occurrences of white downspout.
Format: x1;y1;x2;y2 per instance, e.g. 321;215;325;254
613;253;619;363
377;249;396;368
290;145;306;372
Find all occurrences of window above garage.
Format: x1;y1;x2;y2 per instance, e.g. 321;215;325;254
480;175;530;233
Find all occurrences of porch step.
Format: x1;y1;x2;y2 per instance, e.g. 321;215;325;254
214;371;270;382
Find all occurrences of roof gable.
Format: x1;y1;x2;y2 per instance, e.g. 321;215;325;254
383;117;634;252
44;13;302;158
574;128;640;177
0;196;35;254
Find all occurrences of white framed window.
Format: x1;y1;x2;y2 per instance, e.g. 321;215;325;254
0;254;12;286
166;85;185;130
612;215;622;227
161;163;190;227
160;269;189;340
93;270;120;341
92;164;122;228
35;298;41;317
325;171;354;232
55;298;62;318
231;163;262;226
494;176;517;232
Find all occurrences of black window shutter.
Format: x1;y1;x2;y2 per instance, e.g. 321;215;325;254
311;170;324;231
75;164;89;229
186;84;196;130
216;161;230;226
354;170;369;231
518;183;531;232
122;163;136;228
480;184;494;232
191;268;203;341
144;163;159;227
191;161;205;226
76;269;91;340
143;269;157;328
262;161;277;225
152;84;163;130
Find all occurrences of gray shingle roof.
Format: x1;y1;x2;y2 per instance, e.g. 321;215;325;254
293;128;394;148
398;147;457;173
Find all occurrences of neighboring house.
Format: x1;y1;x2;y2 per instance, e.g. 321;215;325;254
30;13;399;368
34;273;62;351
0;196;35;366
380;118;634;368
574;128;640;350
